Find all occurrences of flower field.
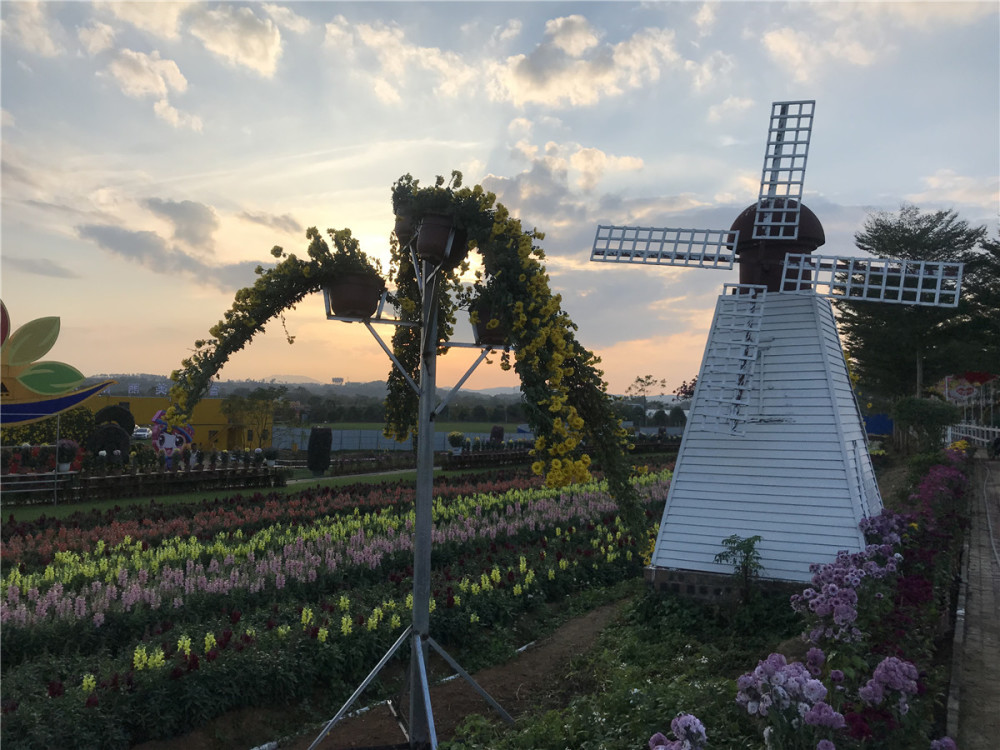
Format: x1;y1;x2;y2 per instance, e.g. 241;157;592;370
1;466;669;748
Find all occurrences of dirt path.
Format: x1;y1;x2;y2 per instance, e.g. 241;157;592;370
134;601;623;750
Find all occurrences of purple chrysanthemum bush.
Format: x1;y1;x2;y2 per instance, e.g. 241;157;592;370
648;446;970;750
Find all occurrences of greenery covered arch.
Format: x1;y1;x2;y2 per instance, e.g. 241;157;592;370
169;173;639;523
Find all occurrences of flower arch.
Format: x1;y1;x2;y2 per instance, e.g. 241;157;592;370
168;173;639;525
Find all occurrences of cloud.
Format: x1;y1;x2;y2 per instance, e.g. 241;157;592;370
240;211;303;235
187;4;283;77
348;20;477;101
683;50;735;91
707;95;754;124
152;99;202;131
153;99;203;131
569;147;643;192
2;0;65;57
494;19;523;44
78;21;115;56
1;109;14;128
102;49;200;128
100;1;192;40
544;15;601;57
905;169;1000;211
75;223;263;291
758;2;996;84
693;2;718;37
106;49;187;98
143;198;218;248
489;23;681;108
262;3;310;34
3;256;79;279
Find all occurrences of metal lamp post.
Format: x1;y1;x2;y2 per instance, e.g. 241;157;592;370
309;238;511;749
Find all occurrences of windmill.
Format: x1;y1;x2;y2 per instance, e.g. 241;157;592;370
591;100;963;584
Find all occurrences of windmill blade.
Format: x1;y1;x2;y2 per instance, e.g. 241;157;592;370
782;253;963;308
591;225;737;269
696;284;768;436
754;100;816;241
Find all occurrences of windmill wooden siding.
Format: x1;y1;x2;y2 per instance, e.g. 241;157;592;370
651;293;882;583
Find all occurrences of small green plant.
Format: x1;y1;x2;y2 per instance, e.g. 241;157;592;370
714;534;764;602
447;431;465;449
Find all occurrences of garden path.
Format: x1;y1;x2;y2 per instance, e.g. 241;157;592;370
953;457;1000;750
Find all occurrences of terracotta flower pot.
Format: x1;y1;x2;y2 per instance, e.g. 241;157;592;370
327;274;386;318
394;214;415;248
416;214;468;269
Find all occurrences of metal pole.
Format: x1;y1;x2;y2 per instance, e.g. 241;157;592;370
410;258;438;746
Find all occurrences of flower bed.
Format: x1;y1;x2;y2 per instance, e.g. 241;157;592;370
648;445;971;750
0;468;670;748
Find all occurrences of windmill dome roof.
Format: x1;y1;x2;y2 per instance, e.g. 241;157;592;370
730;201;826;250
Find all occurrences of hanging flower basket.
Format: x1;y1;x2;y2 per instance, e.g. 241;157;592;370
394;214;415;249
326;274;386;318
416;213;468;269
474;315;508;347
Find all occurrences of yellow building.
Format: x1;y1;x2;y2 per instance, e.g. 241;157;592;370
83;395;267;451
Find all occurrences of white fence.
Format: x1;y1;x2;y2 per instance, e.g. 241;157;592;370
271;427;533;453
947;422;1000;449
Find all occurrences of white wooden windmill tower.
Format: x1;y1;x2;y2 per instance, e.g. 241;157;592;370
592;100;963;584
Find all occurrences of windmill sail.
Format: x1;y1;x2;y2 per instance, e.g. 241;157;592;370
754;100;815;241
591;225;737;269
696;285;767;435
782;254;963;307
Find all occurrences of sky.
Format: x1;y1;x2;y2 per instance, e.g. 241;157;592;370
2;1;998;398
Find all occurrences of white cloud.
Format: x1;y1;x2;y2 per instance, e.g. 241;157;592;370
544;15;601;57
760;1;997;84
153;99;203;132
508;117;533;137
324;15;354;52
106;49;187;99
694;2;718;36
707;95;754;123
262;3;310;34
905;169;1000;211
495;19;523;43
78;21;115;57
100;1;191;40
327;20;477;103
489;25;681;108
1;109;14;128
187;5;282;78
3;0;65;57
683;50;735;91
570;147;643;192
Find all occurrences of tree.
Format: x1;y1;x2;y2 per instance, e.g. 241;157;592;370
673;377;698;402
626;374;667;426
836;205;993;400
220;386;286;448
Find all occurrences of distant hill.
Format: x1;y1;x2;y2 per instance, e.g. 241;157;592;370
81;374;521;399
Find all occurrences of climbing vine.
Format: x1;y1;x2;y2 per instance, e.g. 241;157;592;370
169;173;639;526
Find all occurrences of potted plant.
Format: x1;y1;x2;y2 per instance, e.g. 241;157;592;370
263;446;278;467
316;227;386;318
447;431;465;455
392;171;481;270
57;439;78;472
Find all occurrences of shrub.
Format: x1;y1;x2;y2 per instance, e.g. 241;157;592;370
307;427;332;474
